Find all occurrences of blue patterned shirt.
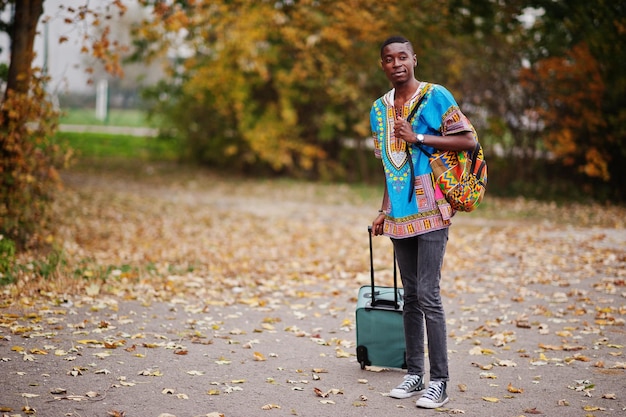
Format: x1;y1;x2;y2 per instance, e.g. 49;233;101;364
370;82;473;238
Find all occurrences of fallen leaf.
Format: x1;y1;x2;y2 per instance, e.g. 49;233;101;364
482;397;499;403
314;387;328;398
583;405;605;411
50;388;67;395
186;370;204;376
335;348;350;358
22;406;36;414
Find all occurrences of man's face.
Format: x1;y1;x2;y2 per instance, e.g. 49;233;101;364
380;42;417;85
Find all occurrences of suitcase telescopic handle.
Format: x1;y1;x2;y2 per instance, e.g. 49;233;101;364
368;226;400;309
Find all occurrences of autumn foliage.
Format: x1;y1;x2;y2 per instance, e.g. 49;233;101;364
135;0;397;178
520;43;608;180
0;71;67;248
2;0;626;254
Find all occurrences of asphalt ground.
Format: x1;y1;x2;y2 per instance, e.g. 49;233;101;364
1;169;625;417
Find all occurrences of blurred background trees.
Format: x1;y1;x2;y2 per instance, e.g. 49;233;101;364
1;0;625;248
133;0;625;198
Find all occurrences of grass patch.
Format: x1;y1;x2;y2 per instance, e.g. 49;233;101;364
54;131;178;161
59;108;160;127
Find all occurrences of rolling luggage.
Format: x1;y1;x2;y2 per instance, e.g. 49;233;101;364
355;226;406;370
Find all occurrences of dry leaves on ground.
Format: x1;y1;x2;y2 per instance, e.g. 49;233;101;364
1;166;625;416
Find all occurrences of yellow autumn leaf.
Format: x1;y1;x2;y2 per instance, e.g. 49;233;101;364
22;405;36;414
335;348;350;358
583;405;602;411
76;339;101;345
482;397;500;403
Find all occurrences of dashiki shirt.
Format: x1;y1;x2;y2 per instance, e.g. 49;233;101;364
370;82;474;239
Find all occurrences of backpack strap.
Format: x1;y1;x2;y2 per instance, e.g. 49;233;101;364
404;87;430;202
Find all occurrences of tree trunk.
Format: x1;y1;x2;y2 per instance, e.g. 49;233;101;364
5;0;44;97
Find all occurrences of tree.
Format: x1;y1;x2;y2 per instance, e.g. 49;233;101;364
136;0;402;179
520;0;626;199
0;0;127;248
521;43;607;179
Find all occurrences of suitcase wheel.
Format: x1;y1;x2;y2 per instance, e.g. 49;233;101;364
356;345;370;370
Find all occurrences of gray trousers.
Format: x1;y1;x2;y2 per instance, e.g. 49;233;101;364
391;228;449;381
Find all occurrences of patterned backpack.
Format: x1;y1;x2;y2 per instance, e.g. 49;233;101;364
418;122;487;212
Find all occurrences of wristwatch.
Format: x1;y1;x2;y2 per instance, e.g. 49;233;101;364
415;134;425;144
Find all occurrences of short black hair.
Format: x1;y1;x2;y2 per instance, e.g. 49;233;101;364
380;36;414;57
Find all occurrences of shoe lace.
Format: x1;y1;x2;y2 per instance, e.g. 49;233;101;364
399;375;421;390
422;382;444;400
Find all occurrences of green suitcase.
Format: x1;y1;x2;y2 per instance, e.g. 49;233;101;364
355;227;406;370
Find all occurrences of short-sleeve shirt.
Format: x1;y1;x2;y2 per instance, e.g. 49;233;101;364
370;82;473;239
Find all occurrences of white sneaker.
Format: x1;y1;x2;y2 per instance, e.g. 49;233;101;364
389;374;425;399
416;380;449;408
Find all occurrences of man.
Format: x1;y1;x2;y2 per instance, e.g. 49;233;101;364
370;36;476;409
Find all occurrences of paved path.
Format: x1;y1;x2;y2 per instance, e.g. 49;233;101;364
59;124;158;137
1;169;624;417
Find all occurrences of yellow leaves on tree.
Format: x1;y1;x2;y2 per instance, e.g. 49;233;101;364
520;42;609;180
134;0;399;175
